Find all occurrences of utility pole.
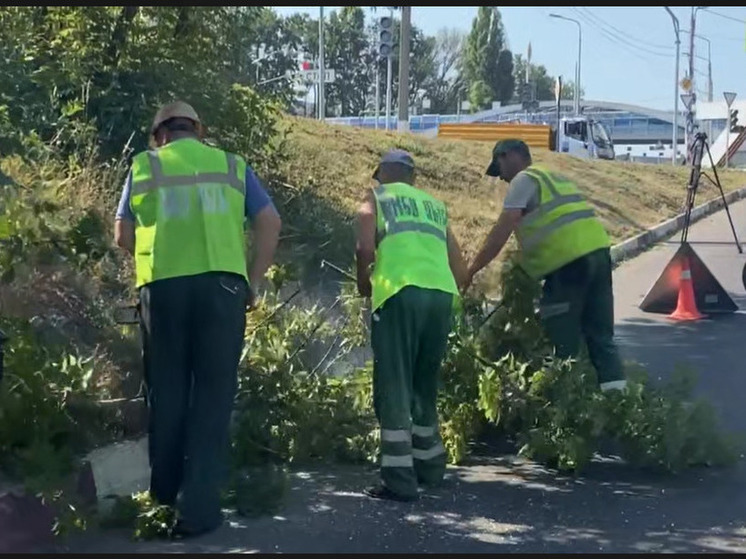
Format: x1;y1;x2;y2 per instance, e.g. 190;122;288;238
664;7;680;166
686;7;697;163
397;6;411;133
318;7;325;121
385;7;394;131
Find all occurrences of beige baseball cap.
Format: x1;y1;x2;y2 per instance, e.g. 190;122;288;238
150;101;201;135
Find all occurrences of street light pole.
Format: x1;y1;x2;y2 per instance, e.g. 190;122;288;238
549;14;582;115
664;7;680;166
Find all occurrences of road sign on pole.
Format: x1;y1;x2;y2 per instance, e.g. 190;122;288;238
724;92;738;169
680;93;695;111
294;69;336;84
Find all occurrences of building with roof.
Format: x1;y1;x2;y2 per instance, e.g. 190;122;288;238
325;99;692;164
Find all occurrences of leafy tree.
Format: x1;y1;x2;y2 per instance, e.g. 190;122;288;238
0;7;297;158
462;7;514;109
512;54;585;103
424;28;466;115
560;80;585;102
324;7;373;117
512;54;554;102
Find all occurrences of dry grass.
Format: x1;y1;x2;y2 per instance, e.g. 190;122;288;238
278;116;745;289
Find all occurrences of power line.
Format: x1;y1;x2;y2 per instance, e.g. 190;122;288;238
569;9;651;62
580;7;674;52
704;9;746;25
576;7;673;56
571;8;673;60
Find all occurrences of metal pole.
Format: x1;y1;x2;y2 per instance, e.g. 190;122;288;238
577;23;582;115
556;76;562;151
706;40;712;102
375;65;380;129
726;106;731;169
385;57;392;131
397;6;411;133
385;8;393;131
548;14;581;116
665;7;680;166
375;56;380;129
686;7;697;164
688;9;696;97
318;7;325;121
574;61;578;114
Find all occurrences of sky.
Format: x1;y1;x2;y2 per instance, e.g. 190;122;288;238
271;6;746;113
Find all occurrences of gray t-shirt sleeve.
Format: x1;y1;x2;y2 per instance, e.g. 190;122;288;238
502;171;541;214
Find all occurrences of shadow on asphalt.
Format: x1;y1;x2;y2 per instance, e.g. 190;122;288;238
55;450;746;554
53;292;746;554
616;299;746;433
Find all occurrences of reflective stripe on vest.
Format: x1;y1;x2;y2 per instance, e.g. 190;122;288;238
514;165;609;278
370;182;458;311
131;151;245;196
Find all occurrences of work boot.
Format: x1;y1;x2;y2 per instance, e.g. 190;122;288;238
171;513;224;540
363;484;418;503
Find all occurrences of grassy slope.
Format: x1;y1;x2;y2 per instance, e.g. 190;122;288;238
0;113;742;396
279;116;744;289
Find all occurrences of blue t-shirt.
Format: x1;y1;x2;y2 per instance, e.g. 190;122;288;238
115;165;277;222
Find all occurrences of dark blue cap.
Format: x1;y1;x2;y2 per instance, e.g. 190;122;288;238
373;148;415;179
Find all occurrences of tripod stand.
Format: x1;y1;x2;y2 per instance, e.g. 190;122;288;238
681;132;742;253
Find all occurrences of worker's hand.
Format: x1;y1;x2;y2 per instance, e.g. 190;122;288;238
460;267;475;295
246;285;257;312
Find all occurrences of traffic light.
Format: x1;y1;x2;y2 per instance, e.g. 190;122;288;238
378;16;394;59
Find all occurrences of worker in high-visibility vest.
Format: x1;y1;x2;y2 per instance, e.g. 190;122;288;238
114;101;281;536
355;149;468;501
464;139;626;393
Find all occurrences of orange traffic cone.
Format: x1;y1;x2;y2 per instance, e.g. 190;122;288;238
669;256;704;321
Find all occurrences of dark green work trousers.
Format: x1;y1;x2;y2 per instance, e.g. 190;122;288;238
138;271;248;532
371;286;454;499
539;247;625;385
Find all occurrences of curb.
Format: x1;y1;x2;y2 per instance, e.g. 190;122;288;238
610;186;746;265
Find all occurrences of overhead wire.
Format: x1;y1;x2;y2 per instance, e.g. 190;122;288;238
579;7;674;52
573;7;673;59
703;9;746;25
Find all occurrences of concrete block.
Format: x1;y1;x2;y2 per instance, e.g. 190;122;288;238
86;437;150;506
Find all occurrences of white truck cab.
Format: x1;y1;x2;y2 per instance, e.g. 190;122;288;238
557;116;615;161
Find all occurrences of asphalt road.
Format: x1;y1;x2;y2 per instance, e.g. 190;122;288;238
57;199;746;554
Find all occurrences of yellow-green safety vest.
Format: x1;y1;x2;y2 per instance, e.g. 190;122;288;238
129;138;248;288
370;182;458;311
515;165;610;279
